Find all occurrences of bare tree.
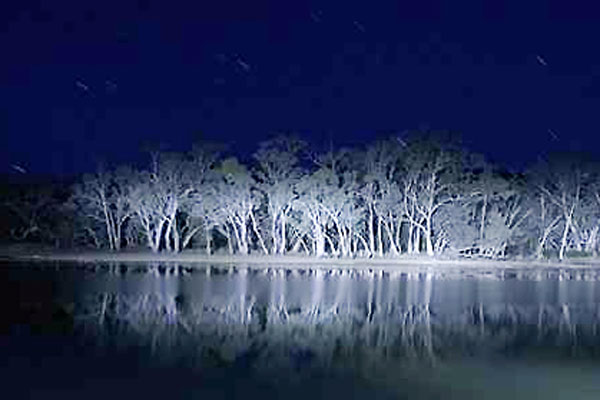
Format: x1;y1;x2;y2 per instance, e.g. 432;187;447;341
528;154;589;260
72;166;134;250
581;167;600;255
129;170;170;252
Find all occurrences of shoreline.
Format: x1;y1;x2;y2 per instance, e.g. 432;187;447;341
2;245;600;271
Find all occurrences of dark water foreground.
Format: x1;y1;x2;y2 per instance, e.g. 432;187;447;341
2;262;600;399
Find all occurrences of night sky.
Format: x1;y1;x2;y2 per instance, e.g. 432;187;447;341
2;0;600;177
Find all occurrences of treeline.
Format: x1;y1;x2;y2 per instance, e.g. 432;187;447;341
2;132;600;260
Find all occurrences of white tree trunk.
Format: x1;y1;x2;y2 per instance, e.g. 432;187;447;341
368;203;375;255
559;218;571;261
101;195;115;250
250;210;269;255
181;226;202;250
270;215;279;254
279;213;287;254
314;225;325;257
205;226;212;255
384;219;399;256
223;224;234;255
425;217;434;256
480;194;488;241
377;217;384;257
407;223;414;254
414;227;421;254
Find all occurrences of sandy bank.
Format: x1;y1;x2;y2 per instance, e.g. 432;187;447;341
2;244;600;272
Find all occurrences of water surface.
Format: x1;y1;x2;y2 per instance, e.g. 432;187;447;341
2;261;600;399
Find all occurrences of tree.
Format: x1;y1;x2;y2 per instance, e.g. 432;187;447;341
581;166;600;255
212;157;267;255
474;177;531;258
3;185;49;242
293;149;360;257
401;134;463;256
174;144;221;251
456;160;531;258
72;166;134;250
0;181;71;246
527;154;590;260
128;169;170;252
294;168;329;257
359;138;404;257
253;135;306;254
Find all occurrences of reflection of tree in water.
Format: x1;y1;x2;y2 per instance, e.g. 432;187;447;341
73;289;600;381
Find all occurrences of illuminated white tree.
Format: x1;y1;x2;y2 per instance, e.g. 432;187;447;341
293;163;333;257
401;136;462;256
175;144;221;251
253;135;306;254
293;149;360;257
72;166;134;250
359;138;404;257
528;154;589;260
128;170;170;252
455;160;531;258
212;157;267;255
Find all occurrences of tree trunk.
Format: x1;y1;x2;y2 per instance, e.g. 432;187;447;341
114;217;125;251
480;194;488;241
101;197;115;250
291;232;309;255
377;217;384;257
250;210;269;255
332;217;348;257
425;218;434;256
145;218;164;253
154;220;165;252
223;224;234;255
384;219;399;255
537;225;552;260
407;223;414;254
231;219;248;255
240;223;248;255
559;218;570;261
395;220;402;254
270;212;279;254
164;219;172;252
314;225;325;257
414;227;421;254
585;227;598;255
86;227;101;249
172;223;180;252
368;203;375;255
182;226;202;250
324;232;338;256
279;213;287;254
355;232;370;257
205;226;212;255
165;215;180;253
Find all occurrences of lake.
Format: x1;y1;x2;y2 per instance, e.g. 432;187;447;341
2;261;600;399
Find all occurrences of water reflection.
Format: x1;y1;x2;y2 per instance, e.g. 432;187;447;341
4;262;600;398
69;264;600;364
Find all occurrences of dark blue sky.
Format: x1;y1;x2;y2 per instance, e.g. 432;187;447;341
2;0;600;177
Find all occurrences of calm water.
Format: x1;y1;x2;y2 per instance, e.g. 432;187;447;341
2;262;600;399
